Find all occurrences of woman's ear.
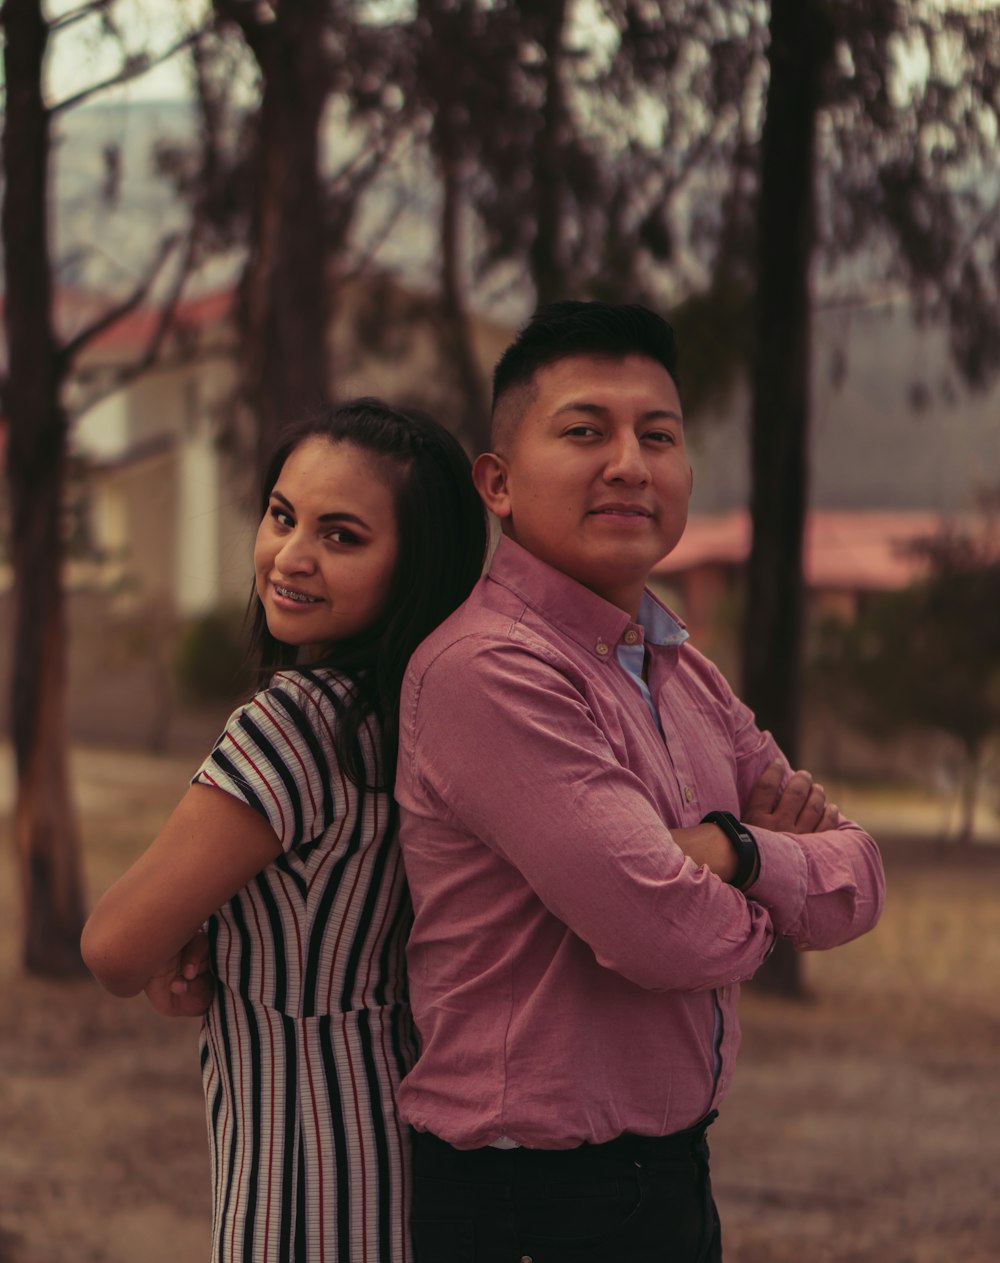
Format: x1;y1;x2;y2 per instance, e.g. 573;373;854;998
472;452;513;520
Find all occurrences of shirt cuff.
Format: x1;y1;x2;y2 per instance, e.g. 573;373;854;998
744;826;809;937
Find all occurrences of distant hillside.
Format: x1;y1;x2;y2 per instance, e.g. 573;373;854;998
47;99;441;299
688;299;1000;515
52;100;197;292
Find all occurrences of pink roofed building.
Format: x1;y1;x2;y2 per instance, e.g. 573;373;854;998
650;509;985;676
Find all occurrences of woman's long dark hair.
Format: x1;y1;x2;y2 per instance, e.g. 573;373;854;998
249;398;488;789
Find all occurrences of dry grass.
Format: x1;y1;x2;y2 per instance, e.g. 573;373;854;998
715;840;1000;1262
1;744;998;1262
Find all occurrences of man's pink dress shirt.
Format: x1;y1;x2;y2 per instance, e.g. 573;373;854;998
395;537;885;1149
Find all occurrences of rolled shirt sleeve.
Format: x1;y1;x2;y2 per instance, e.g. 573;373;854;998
723;679;886;949
747;817;885;950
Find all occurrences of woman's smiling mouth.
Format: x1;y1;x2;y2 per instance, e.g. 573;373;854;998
272;583;322;605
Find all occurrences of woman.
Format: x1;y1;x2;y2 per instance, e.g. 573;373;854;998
82;399;488;1262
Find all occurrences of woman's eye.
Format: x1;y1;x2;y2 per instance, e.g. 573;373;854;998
270;506;294;527
326;528;360;546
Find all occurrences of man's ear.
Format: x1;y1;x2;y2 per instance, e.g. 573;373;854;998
472;452;512;520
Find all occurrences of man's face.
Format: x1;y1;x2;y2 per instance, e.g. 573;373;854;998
476;352;692;617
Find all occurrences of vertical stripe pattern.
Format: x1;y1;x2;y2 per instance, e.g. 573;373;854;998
193;669;416;1262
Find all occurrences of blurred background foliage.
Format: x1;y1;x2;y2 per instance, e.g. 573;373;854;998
813;506;1000;844
171;603;253;706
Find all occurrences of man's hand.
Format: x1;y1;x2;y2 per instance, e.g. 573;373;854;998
143;931;215;1018
744;759;839;833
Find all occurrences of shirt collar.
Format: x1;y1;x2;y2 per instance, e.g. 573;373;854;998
487;536;688;662
636;589;688;649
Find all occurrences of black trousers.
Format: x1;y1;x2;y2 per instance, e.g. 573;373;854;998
410;1113;722;1263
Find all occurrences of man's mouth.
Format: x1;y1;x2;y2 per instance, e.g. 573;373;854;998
588;505;652;518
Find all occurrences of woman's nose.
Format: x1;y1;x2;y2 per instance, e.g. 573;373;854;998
275;532;316;574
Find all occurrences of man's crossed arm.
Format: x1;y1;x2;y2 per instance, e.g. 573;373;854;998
669;759;838;883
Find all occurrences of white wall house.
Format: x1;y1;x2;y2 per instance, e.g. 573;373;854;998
69;293;254;620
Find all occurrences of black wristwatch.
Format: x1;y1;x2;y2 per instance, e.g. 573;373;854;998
700;810;759;889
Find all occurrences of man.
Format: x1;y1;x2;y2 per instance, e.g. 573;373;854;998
395;302;884;1262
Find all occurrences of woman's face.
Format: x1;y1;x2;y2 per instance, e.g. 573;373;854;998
254;437;400;655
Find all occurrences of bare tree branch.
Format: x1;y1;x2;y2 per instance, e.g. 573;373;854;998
116;228;203;380
70;344;232;424
339;189;408;282
661;112;738;205
212;0;272;60
50;30;202;115
815;285;909;314
49;0;114;36
58;234;181;370
61;243;221;432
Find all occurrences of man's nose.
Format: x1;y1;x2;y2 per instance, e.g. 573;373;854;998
604;433;650;484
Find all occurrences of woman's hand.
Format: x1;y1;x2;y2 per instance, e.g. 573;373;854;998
143;931;215;1018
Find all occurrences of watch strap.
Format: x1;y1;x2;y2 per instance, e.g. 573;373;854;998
700;810;759;889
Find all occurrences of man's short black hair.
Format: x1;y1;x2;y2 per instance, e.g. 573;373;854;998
489;301;680;452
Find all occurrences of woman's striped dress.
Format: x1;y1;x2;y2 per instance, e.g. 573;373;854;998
192;668;418;1263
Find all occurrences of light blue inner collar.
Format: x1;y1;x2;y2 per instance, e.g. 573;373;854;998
616;592;688;728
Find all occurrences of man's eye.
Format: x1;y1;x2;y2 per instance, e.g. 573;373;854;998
644;431;676;445
565;424;598;437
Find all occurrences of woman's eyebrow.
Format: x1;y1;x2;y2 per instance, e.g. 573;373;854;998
270;490;369;529
317;512;370;527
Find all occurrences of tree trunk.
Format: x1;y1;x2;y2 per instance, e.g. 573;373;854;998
230;0;332;476
528;0;568;307
438;124;490;454
954;741;982;846
742;0;834;997
2;0;87;975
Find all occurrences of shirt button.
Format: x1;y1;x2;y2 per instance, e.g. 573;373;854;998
684;785;695;803
623;629;639;645
595;640;610;657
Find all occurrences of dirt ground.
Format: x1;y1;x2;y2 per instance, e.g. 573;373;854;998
1;743;999;1263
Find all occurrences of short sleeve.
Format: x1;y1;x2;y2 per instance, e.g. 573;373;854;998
193;670;360;852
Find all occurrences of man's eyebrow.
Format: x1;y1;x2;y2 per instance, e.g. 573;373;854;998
269;490;371;529
552;400;683;422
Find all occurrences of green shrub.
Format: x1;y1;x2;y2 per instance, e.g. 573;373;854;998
172;605;253;704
